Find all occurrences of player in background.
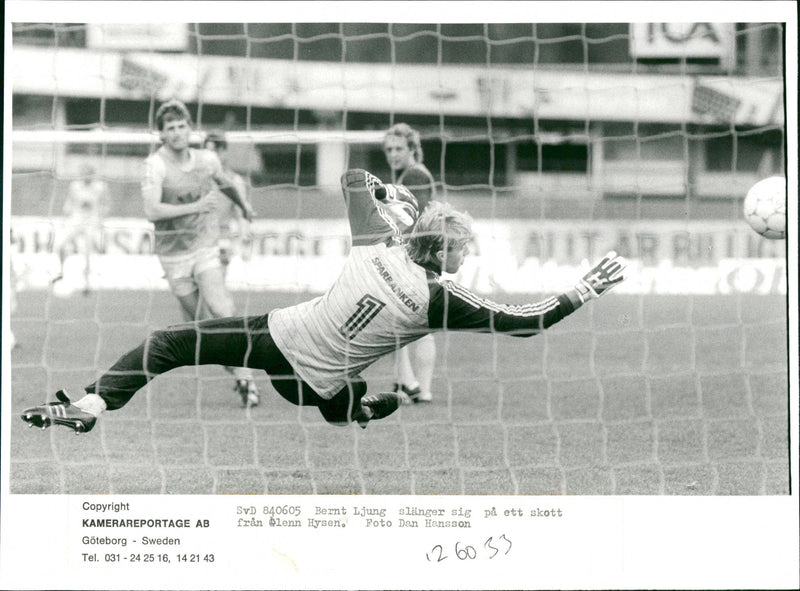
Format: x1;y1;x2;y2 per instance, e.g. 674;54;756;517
21;169;627;434
383;123;437;404
140;100;259;408
202;133;253;278
52;164;109;294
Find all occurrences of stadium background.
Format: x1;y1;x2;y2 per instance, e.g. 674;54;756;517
6;22;789;495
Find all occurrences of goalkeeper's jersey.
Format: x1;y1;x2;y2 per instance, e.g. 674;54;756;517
268;169;577;399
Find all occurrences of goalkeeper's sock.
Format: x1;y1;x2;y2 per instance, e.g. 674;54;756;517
74;394;107;417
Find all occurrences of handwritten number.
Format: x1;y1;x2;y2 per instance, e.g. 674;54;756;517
427;535;511;562
499;534;512;555
455;542;476;560
426;544;446;562
484;537;499;559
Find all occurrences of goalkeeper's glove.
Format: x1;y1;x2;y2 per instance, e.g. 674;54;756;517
364;171;387;200
366;172;419;229
383;200;415;228
573;251;627;303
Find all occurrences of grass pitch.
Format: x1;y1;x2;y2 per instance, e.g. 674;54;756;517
9;289;790;495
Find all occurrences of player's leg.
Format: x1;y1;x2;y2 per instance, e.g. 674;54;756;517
87;314;271;406
392;347;417;404
195;265;235;318
163;255;231;331
81;227;93;294
268;372;404;429
252;332;328;411
218;237;234;280
408;334;436;403
253;336;401;428
53;224;78;283
321;379;405;429
311;378;405;428
176;291;202;321
54;241;66;281
317;378;370;426
161;254;203;320
20;314;272;433
195;250;260;407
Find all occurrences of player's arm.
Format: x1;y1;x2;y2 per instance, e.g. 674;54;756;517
226;173;252;258
141;155;212;222
429;280;576;336
340;169;398;246
230;174;251;231
429;252;627;336
207;152;253;221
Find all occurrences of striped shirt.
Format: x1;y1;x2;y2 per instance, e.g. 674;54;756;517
268;169;576;399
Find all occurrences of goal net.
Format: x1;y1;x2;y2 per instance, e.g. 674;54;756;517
7;20;791;497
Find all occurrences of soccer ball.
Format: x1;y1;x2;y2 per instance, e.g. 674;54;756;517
743;176;786;240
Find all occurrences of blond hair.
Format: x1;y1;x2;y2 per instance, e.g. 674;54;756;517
406;201;473;266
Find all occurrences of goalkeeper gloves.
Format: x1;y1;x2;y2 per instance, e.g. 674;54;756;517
573;251;627;303
365;172;419;229
364;170;386;200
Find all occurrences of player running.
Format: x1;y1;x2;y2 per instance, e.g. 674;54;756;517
52;164;109;294
383;123;438;404
20;169;626;433
141;100;259;407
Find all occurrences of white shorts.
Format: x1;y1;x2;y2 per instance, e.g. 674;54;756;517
159;246;221;297
60;220;102;253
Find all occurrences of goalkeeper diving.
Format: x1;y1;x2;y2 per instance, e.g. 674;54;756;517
21;169;627;432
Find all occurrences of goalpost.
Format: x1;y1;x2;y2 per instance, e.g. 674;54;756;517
7;21;790;497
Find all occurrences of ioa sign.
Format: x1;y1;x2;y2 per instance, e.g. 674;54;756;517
630;23;735;62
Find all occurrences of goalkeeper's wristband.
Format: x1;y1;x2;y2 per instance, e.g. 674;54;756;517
573;280;597;304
